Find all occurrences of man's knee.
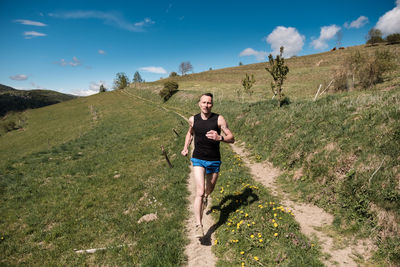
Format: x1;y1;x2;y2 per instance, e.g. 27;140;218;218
196;187;205;198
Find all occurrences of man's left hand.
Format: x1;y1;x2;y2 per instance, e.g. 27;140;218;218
206;130;220;141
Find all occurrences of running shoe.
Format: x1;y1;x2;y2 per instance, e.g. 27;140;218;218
195;224;204;238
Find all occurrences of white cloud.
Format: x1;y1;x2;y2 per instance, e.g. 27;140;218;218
344;16;369;29
30;82;45;89
89;81;108;90
375;1;400;35
139;66;167;74
134;18;155;27
14;19;47;26
23;31;47;39
10;74;28;81
55;57;81;67
71;89;98;96
50;11;155;32
239;48;268;61
311;25;341;50
98;49;106;55
266;26;305;57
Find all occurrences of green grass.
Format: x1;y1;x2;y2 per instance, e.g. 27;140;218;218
125;43;400;265
211;146;322;266
1;90;190;265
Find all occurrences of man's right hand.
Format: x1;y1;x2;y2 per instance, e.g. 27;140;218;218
181;149;188;156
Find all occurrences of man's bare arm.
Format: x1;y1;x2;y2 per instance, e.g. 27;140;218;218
181;116;194;156
219;115;234;143
206;115;235;143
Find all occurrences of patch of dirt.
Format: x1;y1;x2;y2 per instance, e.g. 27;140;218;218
231;142;375;267
185;155;217;267
137;213;158;224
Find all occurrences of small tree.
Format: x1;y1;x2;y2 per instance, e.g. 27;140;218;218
366;28;384;45
386;33;400;44
179;61;193;75
169;71;178;77
159;81;179;102
113;72;130;90
265;46;289;107
133;71;143;83
99;84;107;93
242;73;255;96
239;62;243;66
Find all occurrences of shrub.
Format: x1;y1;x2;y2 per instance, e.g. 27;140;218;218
113;72;130;90
366;28;385;45
159;81;179;102
265;46;289;107
169;72;178;77
358;49;396;89
386;33;400;44
333;49;396;91
241;73;255;96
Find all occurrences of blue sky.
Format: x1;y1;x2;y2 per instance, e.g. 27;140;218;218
1;0;399;96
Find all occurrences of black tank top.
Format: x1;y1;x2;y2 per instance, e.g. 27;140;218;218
192;113;221;161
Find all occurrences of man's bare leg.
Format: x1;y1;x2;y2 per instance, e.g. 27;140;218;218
205;172;219;196
193;166;206;227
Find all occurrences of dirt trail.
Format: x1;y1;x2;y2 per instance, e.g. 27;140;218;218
120;90;216;266
185;160;217;267
231;143;374;267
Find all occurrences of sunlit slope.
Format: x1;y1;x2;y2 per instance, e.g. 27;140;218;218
141;43;400;102
127;43;400;265
1;90;189;265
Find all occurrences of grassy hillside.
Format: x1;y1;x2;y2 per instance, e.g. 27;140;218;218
0;84;77;117
127;43;400;265
1;90;190;265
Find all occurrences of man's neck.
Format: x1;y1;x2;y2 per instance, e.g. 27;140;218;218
200;112;212;120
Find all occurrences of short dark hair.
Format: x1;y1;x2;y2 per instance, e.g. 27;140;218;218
199;93;213;101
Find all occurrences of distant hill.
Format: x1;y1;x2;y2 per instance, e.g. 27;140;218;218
0;84;78;116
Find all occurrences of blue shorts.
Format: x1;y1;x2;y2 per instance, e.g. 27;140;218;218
191;158;222;174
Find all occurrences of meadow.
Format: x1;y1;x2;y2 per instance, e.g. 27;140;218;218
1;42;399;266
128;43;400;265
1;91;190;265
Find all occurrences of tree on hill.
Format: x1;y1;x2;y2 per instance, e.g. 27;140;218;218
99;84;107;93
133;71;144;83
386;33;400;44
113;72;130;90
159;81;179;102
265;46;289;107
169;71;178;77
179;61;192;75
366;28;384;45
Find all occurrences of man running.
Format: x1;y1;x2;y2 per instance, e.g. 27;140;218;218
181;93;235;238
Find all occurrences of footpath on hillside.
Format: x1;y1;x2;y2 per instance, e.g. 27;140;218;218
120;89;374;266
121;90;217;266
230;143;375;267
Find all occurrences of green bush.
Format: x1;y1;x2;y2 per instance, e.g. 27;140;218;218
386;33;400;44
169;72;178;77
334;49;396;90
159;81;179;102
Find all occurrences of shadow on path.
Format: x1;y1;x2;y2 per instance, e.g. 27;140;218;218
200;188;258;245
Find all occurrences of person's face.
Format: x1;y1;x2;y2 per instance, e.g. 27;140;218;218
198;95;213;114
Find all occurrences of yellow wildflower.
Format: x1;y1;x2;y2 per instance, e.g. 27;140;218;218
274;223;278;227
258;233;262;237
245;213;248;217
259;239;263;242
214;239;218;245
240;251;244;255
274;233;278;237
254;256;259;261
250;234;254;238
